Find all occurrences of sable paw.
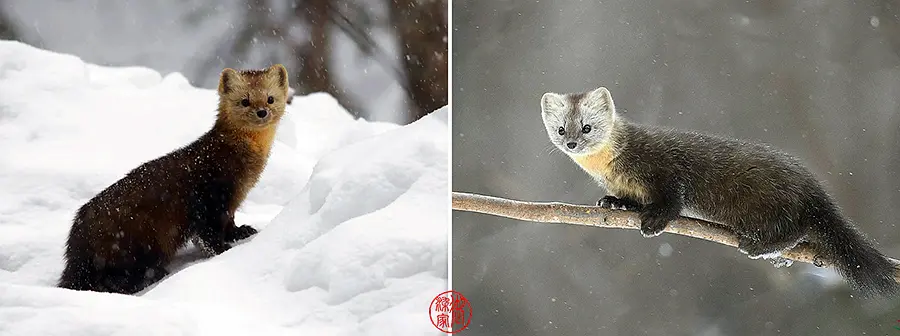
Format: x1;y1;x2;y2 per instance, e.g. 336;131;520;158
597;195;643;211
738;235;776;259
213;242;232;255
737;235;800;260
138;266;170;290
737;237;769;259
144;266;169;284
768;257;794;268
638;210;670;238
227;225;258;242
192;236;232;257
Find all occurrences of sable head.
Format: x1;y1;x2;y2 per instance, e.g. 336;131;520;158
217;64;290;129
540;86;617;155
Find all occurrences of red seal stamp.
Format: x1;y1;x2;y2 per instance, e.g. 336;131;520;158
430;290;472;333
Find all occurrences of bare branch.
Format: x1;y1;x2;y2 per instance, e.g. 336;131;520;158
452;192;900;283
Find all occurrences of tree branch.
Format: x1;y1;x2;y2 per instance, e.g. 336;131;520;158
452;192;900;283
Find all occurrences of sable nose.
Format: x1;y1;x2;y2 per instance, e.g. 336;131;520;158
256;110;268;118
566;142;577;149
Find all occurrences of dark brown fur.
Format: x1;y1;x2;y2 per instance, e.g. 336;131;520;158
59;65;290;294
600;123;899;297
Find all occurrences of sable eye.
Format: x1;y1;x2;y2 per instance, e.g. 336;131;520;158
241;98;250;107
267;96;274;104
582;124;592;133
557;127;565;135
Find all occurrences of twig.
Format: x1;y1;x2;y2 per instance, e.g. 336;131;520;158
452;192;900;283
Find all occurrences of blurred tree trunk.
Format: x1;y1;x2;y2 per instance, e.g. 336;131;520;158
389;0;448;120
0;0;20;41
295;0;338;95
291;0;360;115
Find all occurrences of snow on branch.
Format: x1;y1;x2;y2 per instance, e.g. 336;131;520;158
451;192;900;283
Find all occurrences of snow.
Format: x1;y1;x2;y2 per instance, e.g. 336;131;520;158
0;41;448;335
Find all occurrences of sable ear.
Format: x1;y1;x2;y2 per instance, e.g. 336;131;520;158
218;68;238;95
584;86;615;113
541;92;566;114
268;64;289;91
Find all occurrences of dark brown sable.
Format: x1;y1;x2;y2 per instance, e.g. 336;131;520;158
59;64;290;294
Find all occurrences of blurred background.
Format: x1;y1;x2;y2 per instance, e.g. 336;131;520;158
0;0;446;124
453;0;900;335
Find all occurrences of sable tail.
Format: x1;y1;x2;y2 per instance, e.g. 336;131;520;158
59;215;100;291
58;245;98;291
58;242;134;293
810;206;900;297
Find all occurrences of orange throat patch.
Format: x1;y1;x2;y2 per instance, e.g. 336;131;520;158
571;143;617;181
242;125;278;157
224;124;279;214
570;142;649;202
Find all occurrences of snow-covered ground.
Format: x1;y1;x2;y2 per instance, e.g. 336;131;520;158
0;41;448;335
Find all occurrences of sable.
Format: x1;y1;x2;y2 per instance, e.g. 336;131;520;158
59;64;290;294
540;86;900;297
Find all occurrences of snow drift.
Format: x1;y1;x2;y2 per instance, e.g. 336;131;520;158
0;41;448;335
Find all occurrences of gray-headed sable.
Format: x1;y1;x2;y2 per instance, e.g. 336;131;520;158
540;86;899;297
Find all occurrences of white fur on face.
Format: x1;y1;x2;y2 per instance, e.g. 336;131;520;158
540;86;618;155
580;87;615;119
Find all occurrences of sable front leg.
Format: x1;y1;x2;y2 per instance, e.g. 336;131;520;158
639;202;681;237
224;213;258;243
190;179;236;256
638;179;683;237
192;212;233;256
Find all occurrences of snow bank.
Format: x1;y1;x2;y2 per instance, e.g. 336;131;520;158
0;41;448;336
